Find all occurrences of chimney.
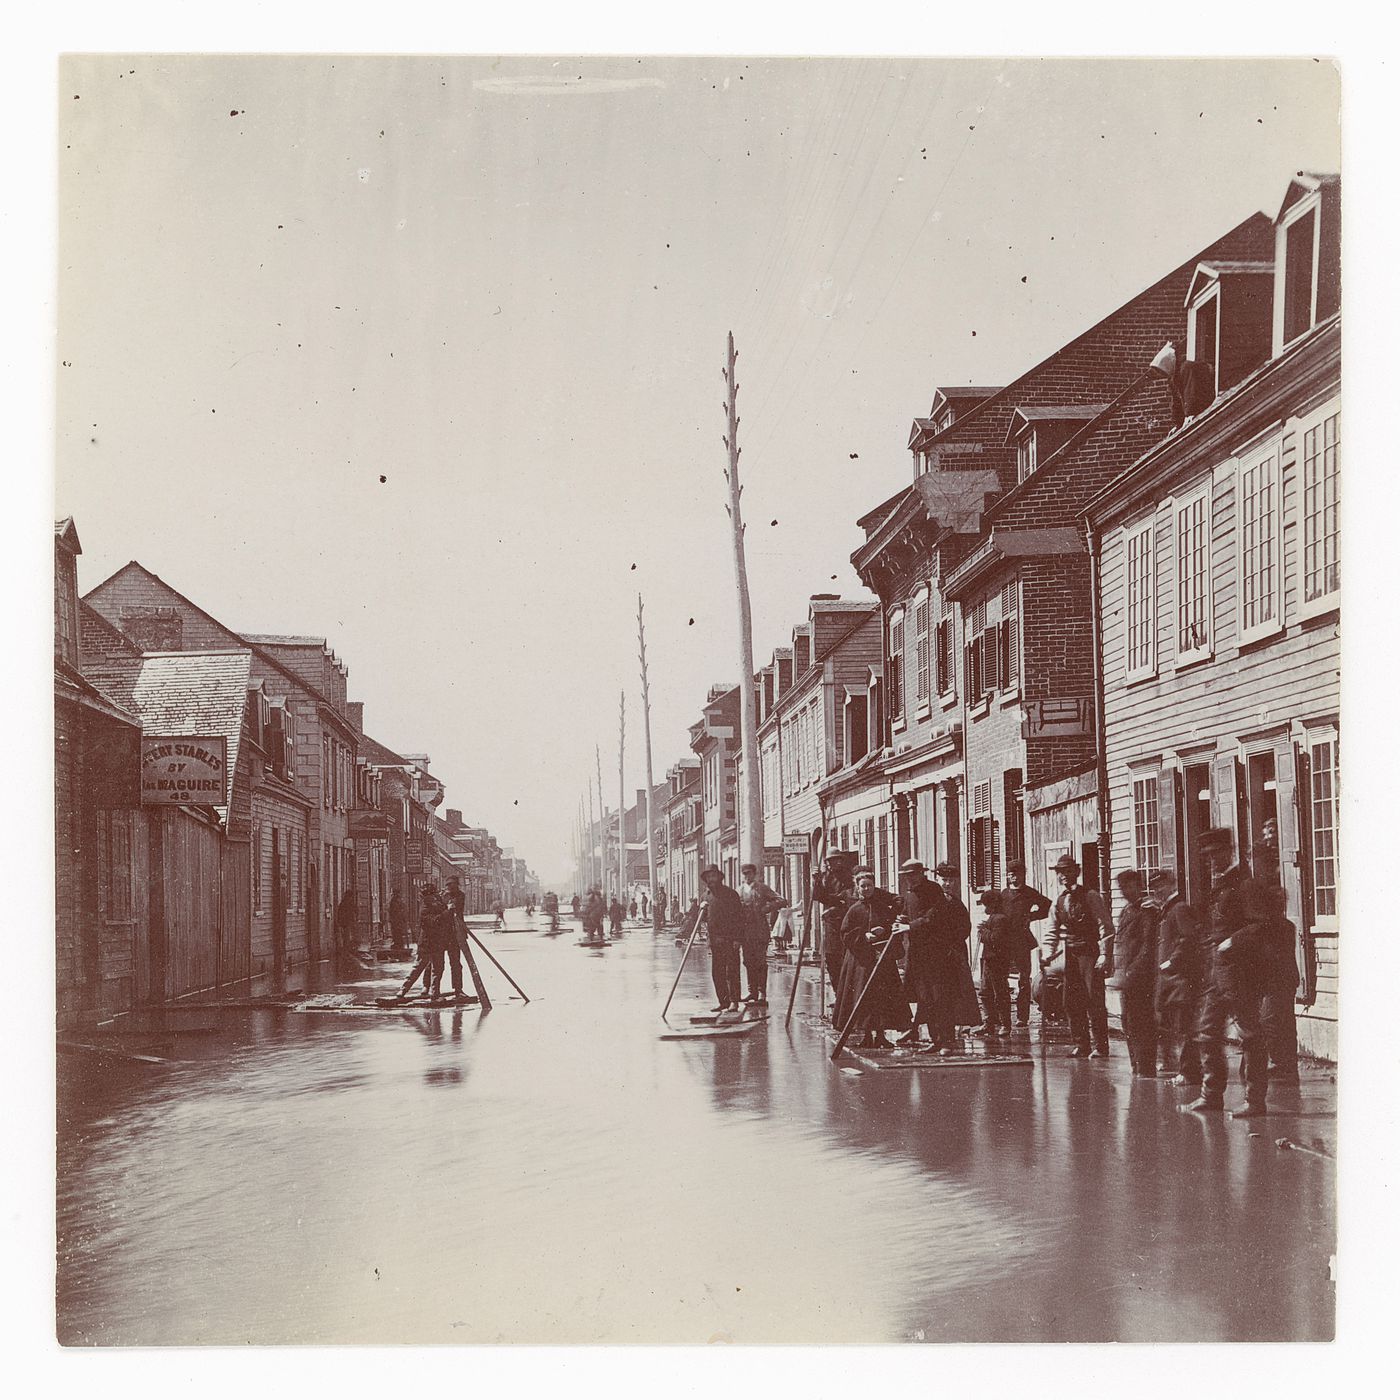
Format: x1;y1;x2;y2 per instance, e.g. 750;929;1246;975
445;808;463;832
347;700;365;735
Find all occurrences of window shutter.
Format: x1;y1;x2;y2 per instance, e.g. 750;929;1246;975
983;627;999;692
1005;615;1019;687
1210;752;1238;852
1293;744;1316;1003
1272;744;1307;1003
990;819;1001;889
1156;769;1178;884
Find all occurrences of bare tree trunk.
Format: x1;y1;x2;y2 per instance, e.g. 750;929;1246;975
638;595;659;928
722;330;763;870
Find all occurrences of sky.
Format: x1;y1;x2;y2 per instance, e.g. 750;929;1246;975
56;55;1341;886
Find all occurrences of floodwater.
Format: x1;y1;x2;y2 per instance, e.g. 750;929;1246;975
56;917;1335;1345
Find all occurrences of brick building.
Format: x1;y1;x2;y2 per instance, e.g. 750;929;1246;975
84;565;364;965
852;210;1276;923
689;685;740;884
658;758;702;916
1084;173;1340;1059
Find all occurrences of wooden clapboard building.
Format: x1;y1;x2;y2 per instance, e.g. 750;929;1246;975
1085;173;1340;1059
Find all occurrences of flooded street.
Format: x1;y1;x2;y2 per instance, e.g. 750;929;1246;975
57;920;1335;1345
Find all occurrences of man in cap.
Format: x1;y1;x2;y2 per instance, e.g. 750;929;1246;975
1002;860;1051;1028
813;850;859;1009
1042;854;1115;1057
1185;827;1277;1117
898;858;951;1049
738;863;787;1008
700;865;744;1014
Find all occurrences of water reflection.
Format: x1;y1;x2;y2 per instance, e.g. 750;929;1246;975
56;927;1333;1344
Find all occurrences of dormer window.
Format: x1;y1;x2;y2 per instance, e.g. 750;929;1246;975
1272;177;1339;355
1016;430;1037;483
1187;285;1220;398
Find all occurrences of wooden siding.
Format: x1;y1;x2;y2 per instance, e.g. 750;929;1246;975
1099;390;1341;1059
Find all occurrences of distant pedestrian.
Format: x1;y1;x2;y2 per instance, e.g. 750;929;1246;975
335;886;357;956
835;867;910;1049
1002;861;1051;1027
608;897;624;936
1043;855;1114;1058
641;892;650;921
1112;870;1160;1077
972;889;1013;1037
700;866;744;1014
572;893;582;920
628;898;638;921
1149;868;1204;1085
655;888;668;926
493;902;506;930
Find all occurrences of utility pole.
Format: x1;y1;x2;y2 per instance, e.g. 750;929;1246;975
722;330;763;870
595;744;606;901
587;772;598;894
618;691;627;913
637;594;659;929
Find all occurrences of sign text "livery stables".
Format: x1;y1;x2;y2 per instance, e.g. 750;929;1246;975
140;737;228;805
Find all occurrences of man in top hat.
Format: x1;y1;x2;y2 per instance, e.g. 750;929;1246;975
700;865;744;1014
1002;860;1051;1028
1042;854;1115;1057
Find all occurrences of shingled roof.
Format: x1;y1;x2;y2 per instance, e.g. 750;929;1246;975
80;650;252;814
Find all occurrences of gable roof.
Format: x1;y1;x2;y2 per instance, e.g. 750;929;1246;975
55;518;82;553
80;649;252;814
1004;403;1108;444
84;561;355;734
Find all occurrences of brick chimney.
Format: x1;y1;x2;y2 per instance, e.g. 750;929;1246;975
346;700;364;734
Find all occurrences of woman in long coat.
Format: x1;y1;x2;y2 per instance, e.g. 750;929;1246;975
835;867;911;1048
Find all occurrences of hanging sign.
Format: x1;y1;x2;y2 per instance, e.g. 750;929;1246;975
140;736;228;805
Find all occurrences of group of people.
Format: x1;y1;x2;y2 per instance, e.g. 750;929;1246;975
696;863;790;1012
391;875;475;1003
801;827;1300;1115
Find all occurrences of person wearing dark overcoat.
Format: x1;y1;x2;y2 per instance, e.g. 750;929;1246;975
700;866;744;1014
813;852;858;1006
933;862;981;1035
1002;861;1051;1027
1112;869;1160;1077
1185;828;1279;1117
1043;855;1115;1057
834;867;910;1048
1149;868;1205;1084
392;885;448;1001
897;858;949;1047
581;887;607;942
972;889;1014;1037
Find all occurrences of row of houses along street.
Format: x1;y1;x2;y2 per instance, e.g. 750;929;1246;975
54;536;541;1032
582;170;1339;1063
